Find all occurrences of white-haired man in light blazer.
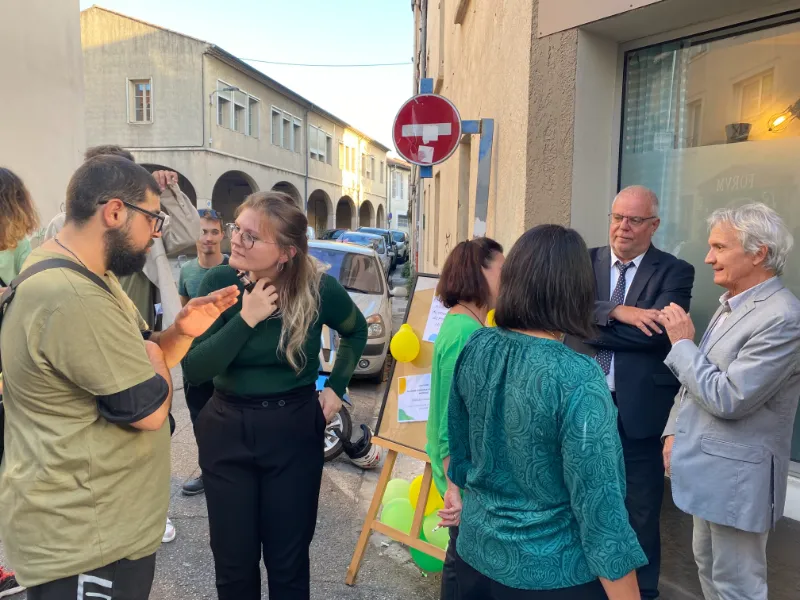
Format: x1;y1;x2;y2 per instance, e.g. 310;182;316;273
659;203;800;600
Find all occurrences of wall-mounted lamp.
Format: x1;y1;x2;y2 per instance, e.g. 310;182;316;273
768;98;800;132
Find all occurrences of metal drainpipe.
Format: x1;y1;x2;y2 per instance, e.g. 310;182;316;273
414;0;428;270
304;107;310;219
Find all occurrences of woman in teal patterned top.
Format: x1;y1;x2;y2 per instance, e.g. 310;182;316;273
448;225;646;600
427;237;504;600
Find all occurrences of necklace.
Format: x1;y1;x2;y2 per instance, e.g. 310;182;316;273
456;302;484;325
54;236;88;268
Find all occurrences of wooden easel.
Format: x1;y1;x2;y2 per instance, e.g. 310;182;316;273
346;274;445;586
345;438;445;585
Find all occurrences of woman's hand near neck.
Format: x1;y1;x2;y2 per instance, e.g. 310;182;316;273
450;301;488;325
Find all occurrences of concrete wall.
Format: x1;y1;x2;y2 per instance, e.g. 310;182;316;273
0;0;85;229
419;0;536;272
204;55;307;179
82;7;204;149
82;6;386;230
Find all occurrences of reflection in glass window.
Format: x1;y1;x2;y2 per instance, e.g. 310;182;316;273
619;20;800;461
308;248;384;295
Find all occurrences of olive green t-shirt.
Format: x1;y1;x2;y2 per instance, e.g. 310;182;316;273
0;249;170;587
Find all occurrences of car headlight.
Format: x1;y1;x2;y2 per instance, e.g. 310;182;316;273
366;314;385;338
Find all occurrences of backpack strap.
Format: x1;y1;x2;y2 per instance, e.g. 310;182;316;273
0;258;112;308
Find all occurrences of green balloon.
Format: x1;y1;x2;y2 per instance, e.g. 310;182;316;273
380;498;414;534
422;514;450;550
409;528;445;573
382;479;411;506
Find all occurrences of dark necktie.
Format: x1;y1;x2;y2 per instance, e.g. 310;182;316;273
596;261;634;376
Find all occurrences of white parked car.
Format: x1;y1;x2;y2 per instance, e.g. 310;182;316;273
309;240;407;381
338;231;391;276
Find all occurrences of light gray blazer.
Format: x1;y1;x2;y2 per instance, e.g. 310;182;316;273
663;277;800;533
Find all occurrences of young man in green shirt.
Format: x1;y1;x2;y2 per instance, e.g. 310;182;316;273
178;208;227;496
0;156;238;599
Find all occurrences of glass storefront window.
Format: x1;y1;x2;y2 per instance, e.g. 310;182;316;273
619;19;800;461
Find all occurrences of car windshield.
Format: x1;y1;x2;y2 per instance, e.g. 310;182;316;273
391;231;405;242
321;229;345;240
341;233;379;249
309;247;384;295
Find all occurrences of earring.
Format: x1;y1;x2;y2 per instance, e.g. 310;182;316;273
278;262;285;273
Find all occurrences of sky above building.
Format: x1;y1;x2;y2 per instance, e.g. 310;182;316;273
78;1;414;149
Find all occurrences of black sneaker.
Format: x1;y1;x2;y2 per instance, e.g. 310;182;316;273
0;565;24;598
181;475;205;496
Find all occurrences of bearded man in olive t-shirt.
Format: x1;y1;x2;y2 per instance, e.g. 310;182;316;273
0;156;238;600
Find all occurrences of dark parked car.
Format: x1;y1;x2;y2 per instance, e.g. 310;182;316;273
358;227;398;270
390;230;409;263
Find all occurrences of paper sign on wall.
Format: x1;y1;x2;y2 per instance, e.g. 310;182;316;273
422;296;449;342
397;373;431;423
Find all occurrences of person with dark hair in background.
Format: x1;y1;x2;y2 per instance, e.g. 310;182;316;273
178;208;228;497
182;191;367;600
0;156;238;600
427;237;504;600
448;225;646;600
0;167;40;598
584;186;694;599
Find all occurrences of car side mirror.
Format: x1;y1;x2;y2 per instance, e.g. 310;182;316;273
390;286;408;298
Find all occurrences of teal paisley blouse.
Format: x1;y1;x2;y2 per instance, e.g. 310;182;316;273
448;327;647;590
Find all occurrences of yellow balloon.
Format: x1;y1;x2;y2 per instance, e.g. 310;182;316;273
408;475;444;516
486;309;496;327
390;324;420;363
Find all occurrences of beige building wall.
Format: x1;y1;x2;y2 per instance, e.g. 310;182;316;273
0;0;85;230
81;6;387;234
419;0;535;272
82;8;204;149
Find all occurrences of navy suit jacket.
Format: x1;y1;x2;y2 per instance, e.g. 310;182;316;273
586;245;695;439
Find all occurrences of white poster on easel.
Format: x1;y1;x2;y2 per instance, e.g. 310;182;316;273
397;373;431;423
422;296;449;342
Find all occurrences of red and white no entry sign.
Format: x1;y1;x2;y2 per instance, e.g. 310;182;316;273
392;94;462;166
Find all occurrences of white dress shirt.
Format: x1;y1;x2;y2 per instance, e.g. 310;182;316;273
607;250;646;391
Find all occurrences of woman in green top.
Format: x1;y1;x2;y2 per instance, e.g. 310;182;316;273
0;168;39;598
448;225;646;600
0;168;38;291
182;191;367;600
427;237;503;600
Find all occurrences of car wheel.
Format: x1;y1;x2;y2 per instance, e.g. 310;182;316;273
324;406;352;462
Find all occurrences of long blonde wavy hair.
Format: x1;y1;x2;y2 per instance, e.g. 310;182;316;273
237;191;322;372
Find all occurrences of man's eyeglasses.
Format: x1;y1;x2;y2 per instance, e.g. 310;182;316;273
609;213;658;227
225;222;279;250
99;200;165;233
198;209;223;221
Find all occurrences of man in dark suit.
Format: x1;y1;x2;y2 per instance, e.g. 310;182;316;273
587;186;695;599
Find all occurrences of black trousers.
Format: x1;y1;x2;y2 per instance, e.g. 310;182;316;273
441;526;459;600
617;414;664;599
454;553;607;599
196;386;325;600
183;379;215;430
27;554;156;600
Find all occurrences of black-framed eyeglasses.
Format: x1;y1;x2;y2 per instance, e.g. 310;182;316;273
99;199;165;233
609;213;658;227
225;222;279;250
